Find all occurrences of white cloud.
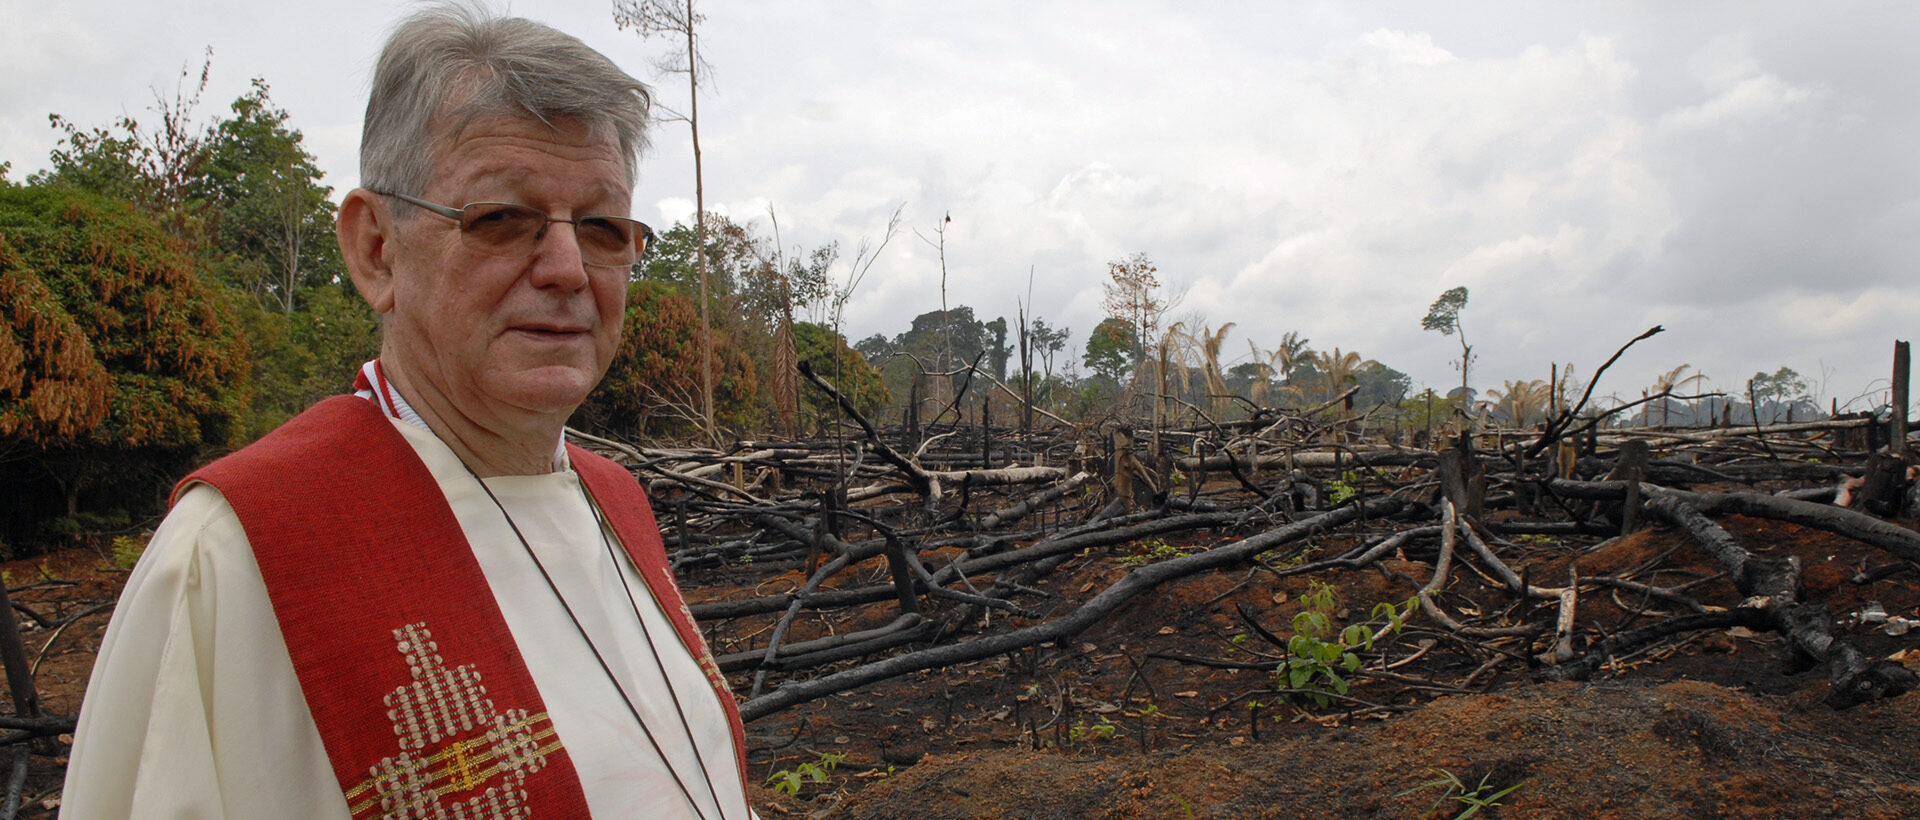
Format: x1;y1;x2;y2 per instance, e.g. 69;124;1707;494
1359;29;1457;66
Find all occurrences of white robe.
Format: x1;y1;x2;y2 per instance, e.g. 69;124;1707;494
61;417;755;819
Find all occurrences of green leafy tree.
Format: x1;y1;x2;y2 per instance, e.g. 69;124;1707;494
1026;319;1070;381
196;80;362;437
862;306;1008;420
1400;388;1458;439
237;284;379;438
639;213;852;433
638;215;768;314
984;316;1010;381
853;333;894;363
893;307;993;374
1749;367;1808;405
1083;317;1137;384
791;321;889;425
201;78;341;315
1353;363;1411;409
39;74;357;443
1421;286;1473;394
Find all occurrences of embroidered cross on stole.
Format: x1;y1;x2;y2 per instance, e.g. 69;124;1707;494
179;396;750;818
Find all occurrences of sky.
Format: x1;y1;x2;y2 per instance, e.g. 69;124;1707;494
4;1;1917;412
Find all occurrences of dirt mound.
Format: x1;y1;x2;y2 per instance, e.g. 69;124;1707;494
796;678;1920;819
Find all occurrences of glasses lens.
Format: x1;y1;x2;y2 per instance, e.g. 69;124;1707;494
449;202;644;267
457;203;547;256
576;217;643;267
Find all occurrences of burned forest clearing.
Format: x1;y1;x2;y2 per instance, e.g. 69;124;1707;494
608;343;1918;817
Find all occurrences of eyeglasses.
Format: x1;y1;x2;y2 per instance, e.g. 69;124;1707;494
375;190;654;269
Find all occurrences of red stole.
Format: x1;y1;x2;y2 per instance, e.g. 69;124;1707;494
177;396;750;818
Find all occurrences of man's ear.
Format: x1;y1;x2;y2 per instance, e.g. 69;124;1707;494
338;189;396;314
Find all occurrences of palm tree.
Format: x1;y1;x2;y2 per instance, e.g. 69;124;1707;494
1646;364;1708;427
1246;331;1310;407
1193;322;1236;420
1307;348;1380;405
1484;379;1551;426
1139;323;1196;433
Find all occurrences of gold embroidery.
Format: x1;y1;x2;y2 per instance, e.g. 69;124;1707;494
343;623;564;819
668;588;733;697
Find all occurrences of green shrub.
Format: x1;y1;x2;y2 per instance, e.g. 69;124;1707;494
1275;581;1416;707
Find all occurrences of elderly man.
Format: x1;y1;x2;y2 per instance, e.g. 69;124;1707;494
61;6;755;819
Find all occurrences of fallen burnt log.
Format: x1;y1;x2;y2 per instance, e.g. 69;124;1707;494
1546;479;1920;566
1532;479;1920;707
737;497;1404;720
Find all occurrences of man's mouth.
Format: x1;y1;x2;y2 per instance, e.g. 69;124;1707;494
509;323;590;338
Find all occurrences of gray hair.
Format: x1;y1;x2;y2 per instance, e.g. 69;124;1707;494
360;3;652;198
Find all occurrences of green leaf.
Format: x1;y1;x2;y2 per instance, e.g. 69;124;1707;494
1341;624;1368;647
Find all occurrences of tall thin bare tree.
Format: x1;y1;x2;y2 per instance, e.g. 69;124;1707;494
616;0;716;441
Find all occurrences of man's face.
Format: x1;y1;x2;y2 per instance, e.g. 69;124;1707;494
381;115;631;423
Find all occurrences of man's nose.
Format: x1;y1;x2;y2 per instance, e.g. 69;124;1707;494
527;218;591;289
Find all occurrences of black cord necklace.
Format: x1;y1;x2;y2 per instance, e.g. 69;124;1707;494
468;468;732;820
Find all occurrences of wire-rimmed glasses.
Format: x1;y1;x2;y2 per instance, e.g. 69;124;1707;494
375;190;654;269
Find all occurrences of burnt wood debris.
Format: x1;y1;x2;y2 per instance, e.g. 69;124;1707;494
4;334;1918;818
568;334;1919;722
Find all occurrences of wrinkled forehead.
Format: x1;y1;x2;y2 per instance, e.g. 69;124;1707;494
424;81;635;189
424;113;631;198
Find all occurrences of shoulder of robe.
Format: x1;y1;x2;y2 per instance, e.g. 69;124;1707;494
123;482;255;591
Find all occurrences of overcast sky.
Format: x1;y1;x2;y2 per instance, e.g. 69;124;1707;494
4;1;1916;411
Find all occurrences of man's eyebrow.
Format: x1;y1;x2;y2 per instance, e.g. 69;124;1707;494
458;170;632;209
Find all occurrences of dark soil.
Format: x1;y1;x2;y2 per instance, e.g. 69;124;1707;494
726;514;1920;819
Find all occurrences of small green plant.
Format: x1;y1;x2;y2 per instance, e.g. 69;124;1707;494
1117;539;1188;568
1326;470;1361;506
1511;533;1560;549
1398;768;1525;819
767;751;847;796
1068;714;1119;743
1171;792;1196;817
1275;581;1417;708
111;534;150;570
1256;543;1320;569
